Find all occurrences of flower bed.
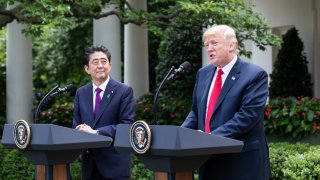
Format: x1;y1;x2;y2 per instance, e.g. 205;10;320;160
264;96;320;139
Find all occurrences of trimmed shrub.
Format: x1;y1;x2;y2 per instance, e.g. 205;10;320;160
268;142;311;179
0;148;34;179
282;146;320;179
269;27;312;98
131;155;153;180
269;142;320;179
2;141;320;179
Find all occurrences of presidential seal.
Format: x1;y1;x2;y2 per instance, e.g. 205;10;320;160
130;120;151;154
13;120;31;149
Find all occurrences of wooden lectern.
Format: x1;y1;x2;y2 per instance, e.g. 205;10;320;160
1;124;112;180
114;124;244;180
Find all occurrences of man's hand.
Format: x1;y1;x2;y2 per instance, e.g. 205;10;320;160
75;123;97;134
197;129;211;134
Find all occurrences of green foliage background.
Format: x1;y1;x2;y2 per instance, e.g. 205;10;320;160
0;0;280;125
0;29;6;138
156;23;202;100
33;19;93;91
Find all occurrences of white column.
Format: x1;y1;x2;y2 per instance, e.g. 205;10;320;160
202;27;210;67
202;47;210;67
314;0;320;97
93;5;121;82
7;20;33;124
124;0;149;99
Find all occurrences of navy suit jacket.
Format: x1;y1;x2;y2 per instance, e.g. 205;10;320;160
182;58;271;180
73;78;135;179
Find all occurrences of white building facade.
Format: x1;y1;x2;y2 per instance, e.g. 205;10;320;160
248;0;320;97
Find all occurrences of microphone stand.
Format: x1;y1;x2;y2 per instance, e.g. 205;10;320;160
34;85;59;124
152;66;175;125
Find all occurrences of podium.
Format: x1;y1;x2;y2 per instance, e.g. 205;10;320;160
114;124;244;180
1;123;112;180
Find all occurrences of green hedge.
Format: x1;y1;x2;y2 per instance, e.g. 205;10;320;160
0;145;34;179
2;142;320;179
269;142;320;179
0;143;152;179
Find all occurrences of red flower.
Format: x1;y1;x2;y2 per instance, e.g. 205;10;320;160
170;114;177;119
313;123;320;130
265;111;270;118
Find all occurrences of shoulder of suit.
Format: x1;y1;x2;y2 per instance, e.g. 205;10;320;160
109;78;132;90
235;59;267;79
199;64;215;73
77;83;92;91
238;58;265;73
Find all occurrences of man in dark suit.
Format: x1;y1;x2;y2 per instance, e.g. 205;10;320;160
73;45;135;180
182;25;271;179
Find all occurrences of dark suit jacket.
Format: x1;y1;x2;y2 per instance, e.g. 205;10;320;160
182;58;271;180
73;78;135;179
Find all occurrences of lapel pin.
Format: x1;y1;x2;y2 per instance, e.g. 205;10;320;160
232;76;236;80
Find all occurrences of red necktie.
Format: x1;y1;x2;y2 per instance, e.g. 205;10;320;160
94;88;102;118
205;69;224;133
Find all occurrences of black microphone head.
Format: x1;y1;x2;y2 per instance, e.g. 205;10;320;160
51;84;76;96
65;84;76;91
180;61;192;72
167;61;192;81
64;84;76;96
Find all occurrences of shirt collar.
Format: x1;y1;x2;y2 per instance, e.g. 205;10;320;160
92;76;110;93
220;55;237;77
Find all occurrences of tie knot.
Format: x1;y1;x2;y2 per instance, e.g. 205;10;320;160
96;88;102;94
217;69;224;76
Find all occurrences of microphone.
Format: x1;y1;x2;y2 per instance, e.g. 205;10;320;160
34;84;76;123
167;61;192;80
152;61;192;125
50;84;76;96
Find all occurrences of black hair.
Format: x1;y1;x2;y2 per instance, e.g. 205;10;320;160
83;45;111;66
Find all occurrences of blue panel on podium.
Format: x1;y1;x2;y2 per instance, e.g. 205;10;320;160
1;124;112;165
114;124;243;172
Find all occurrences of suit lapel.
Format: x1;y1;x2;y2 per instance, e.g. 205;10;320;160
93;78;117;127
213;58;241;115
200;65;216;124
84;84;95;127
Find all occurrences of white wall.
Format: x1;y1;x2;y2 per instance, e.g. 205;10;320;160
249;0;315;84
